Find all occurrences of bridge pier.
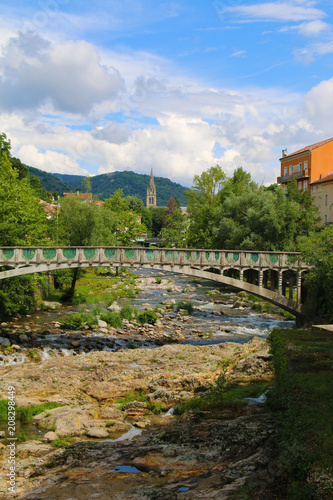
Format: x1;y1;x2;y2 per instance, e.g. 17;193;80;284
278;271;283;295
297;271;302;304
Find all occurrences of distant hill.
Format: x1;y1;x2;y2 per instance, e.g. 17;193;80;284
28;168;189;206
52;173;84;186
28;167;72;195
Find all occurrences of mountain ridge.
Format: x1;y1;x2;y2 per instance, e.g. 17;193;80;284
28;168;189;206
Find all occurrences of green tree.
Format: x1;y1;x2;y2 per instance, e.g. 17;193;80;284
150;207;165;237
160;209;187;248
186;165;227;248
104;189;129;213
187;166;319;251
0;154;47;246
191;164;226;206
0;133;11;159
57;197;100;299
58;197;97;246
299;225;333;319
10;157;29;179
82;176;92;193
126;196;152;235
0;142;48;319
163;197;179;225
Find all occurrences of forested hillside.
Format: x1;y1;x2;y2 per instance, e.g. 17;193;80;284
28;168;188;206
28;167;71;195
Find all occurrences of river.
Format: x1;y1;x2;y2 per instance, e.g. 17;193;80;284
0;269;293;367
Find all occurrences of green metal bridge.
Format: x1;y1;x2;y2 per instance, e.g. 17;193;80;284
0;246;312;318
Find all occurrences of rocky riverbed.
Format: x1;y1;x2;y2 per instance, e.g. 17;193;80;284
0;270;292;498
0;337;279;499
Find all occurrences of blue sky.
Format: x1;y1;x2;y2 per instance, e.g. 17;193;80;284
1;1;333;186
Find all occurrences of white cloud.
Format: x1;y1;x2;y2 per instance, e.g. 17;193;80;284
304;77;333;132
17;144;89;175
224;2;326;23
297;20;330;36
0;33;124;115
231;50;246;57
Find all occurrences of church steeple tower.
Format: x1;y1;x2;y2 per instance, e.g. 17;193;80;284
146;168;157;207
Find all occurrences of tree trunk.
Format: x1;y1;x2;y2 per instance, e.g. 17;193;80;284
66;268;80;301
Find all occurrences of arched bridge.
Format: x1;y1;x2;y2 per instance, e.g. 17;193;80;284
0;247;311;318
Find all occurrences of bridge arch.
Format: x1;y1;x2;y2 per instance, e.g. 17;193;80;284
0;246;311;318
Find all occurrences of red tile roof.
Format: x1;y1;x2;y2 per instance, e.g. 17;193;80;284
282;137;333;159
310;172;333;185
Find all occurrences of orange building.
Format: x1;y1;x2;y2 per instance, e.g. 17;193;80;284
277;137;333;192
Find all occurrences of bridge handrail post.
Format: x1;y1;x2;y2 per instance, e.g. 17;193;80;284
120;247;125;265
98;248;105;264
56;248;62;264
36;248;42;264
14;248;20;264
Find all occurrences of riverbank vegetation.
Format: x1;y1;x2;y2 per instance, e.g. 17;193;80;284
267;328;333;498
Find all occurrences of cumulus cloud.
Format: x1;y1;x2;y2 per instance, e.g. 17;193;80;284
304;77;333;132
17;144;89;175
0;33;124;114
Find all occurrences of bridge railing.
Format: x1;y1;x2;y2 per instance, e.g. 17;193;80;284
0;247;306;270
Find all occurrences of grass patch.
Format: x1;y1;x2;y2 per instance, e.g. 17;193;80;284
51;436;76;448
175;366;269;419
16;402;61;422
0;401;61;423
115;390;147;408
67;268;140;305
115;390;165;413
26;349;42;363
267;328;333;499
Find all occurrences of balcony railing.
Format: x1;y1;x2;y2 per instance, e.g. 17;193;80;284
278;170;309;183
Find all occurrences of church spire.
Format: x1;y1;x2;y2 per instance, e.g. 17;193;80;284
146;169;157;207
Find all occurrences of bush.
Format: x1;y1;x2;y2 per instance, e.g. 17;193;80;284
99;311;122;328
60;313;84;330
138;310;157;325
176;301;194;314
120;305;136;321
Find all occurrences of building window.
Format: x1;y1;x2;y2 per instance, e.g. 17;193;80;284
312;186;316;195
289;165;293;175
304;160;308;171
325;215;328;224
298;182;302;190
303;180;308;191
318;185;322;195
299;162;302;173
284;166;287;176
325;194;328;206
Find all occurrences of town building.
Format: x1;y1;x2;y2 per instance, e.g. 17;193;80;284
277;137;333;192
310;172;333;225
146;168;157;207
63;191;93;202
